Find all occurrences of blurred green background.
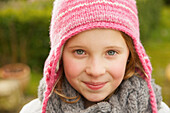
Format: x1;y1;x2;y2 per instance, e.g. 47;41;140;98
0;0;170;112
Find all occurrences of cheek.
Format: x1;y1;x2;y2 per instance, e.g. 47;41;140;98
63;57;84;78
109;60;127;78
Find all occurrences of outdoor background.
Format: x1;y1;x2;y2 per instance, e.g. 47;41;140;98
0;0;170;112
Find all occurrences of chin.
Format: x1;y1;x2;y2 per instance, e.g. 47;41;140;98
85;95;107;102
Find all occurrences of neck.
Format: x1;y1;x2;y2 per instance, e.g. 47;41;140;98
83;98;97;109
82;93;114;108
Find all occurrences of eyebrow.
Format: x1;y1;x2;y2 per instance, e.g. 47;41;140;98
105;46;124;50
67;45;85;49
67;45;124;50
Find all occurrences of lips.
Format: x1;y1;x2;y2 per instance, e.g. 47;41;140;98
84;82;107;90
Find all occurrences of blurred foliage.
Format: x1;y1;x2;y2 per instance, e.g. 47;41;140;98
137;0;164;42
143;6;170;106
0;0;164;72
164;0;170;5
24;71;42;96
0;0;53;71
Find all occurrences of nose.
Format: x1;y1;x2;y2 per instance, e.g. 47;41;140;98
85;57;106;77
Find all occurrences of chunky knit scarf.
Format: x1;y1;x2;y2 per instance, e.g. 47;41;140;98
38;75;162;113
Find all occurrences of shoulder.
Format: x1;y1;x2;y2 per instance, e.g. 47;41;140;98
20;98;42;113
158;102;170;113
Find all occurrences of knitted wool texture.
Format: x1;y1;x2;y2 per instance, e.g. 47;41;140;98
43;0;156;113
38;75;162;113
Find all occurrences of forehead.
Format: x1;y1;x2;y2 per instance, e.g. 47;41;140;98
65;28;127;47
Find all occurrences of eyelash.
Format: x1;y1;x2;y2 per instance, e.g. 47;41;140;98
106;50;117;56
73;49;117;57
74;49;86;55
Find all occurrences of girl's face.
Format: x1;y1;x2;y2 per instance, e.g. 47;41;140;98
63;29;129;102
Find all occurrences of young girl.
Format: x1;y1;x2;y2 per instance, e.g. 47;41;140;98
20;0;170;113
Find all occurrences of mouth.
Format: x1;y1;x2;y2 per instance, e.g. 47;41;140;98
83;82;107;90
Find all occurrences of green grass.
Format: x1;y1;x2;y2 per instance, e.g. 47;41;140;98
144;6;170;106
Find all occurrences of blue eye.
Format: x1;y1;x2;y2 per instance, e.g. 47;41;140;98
75;49;85;55
107;50;116;56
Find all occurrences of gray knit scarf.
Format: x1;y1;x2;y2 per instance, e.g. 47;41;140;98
38;75;162;113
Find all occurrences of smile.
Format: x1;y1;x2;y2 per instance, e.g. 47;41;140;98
83;82;107;90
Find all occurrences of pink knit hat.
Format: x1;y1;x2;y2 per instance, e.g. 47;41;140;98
42;0;157;112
